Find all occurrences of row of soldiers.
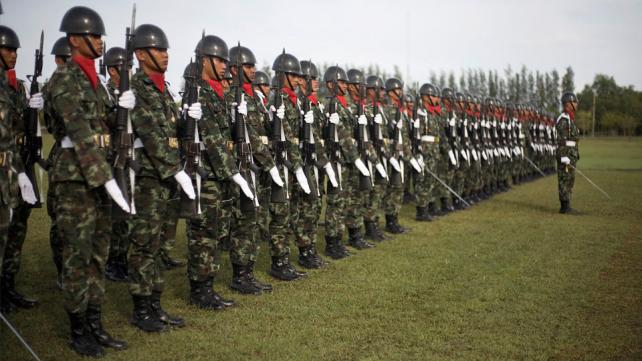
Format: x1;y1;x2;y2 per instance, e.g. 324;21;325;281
0;5;573;358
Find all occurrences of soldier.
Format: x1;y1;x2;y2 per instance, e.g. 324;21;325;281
556;92;579;214
128;23;196;331
0;24;38;313
101;46;130;283
451;92;469;210
362;75;389;241
0;25;41;314
413;83;442;221
266;51;310;280
47;6;131;356
226;44;281;292
185;34;246;309
438;88;457;214
251;70;272;242
382;77;411;232
45;36;71;288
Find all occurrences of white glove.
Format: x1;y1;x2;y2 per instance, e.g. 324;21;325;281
560;156;570;165
413;119;420;128
389;157;401;172
324;163;338;187
354;158;370;177
294;167;311;194
28;92;44;110
174;170;196;199
237;98;248;116
231;173;254;200
417;108;427;116
17;173;37;205
409;157;421;172
104;178;130;213
375;162;387;178
329;112;340;124
118;90;136;110
357;114;367;125
396;119;403;129
304;110;314;124
188;102;202;120
417;154;425;170
276;104;285;119
318;102;325;112
269;166;284;187
374;114;383;124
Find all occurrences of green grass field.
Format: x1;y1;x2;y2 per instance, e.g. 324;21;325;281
1;137;641;361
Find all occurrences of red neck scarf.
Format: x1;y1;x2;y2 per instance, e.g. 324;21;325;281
72;55;98;90
147;71;165;94
568;111;575;121
242;83;254;97
428;105;441;115
5;69;18;91
466;109;474;117
336;94;347;108
308;94;318;106
444;104;453;113
282;87;297;106
206;79;224;99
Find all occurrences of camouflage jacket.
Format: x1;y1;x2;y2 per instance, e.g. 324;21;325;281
323;95;359;165
129;71;181;180
46;61;113;188
382;102;412;162
274;88;303;170
555;112;579;159
347;95;378;164
0;68;26;206
416;106;441;158
300;93;329;168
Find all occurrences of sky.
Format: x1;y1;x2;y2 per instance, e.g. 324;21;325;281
2;0;641;93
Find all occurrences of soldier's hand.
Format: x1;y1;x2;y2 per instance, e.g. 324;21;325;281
304;110;314;124
28;92;44;110
276;104;285;120
232;173;254;200
294;167;311;194
354;158;371;177
188;102;203;120
104;179;131;213
413;119;420;129
118;90;136;110
374;114;383;124
323;163;338;187
357;114;367;125
329;112;340;124
237;95;248;116
375;162;388;178
560;156;570;165
389;157;401;172
17;173;37;205
396;119;403;129
269;166;284;187
410;157;422;173
417;108;427;117
174;170;196;199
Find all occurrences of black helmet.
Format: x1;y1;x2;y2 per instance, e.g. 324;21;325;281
229;45;256;66
103;46;126;67
347;69;365;85
0;25;20;48
300;60;318;79
272;52;301;75
454;92;466;103
385;77;403;92
419;83;440;97
223;67;232;80
132;24;169;50
465;93;474;103
495;98;504;108
484;97;496;107
182;62;197;78
366;75;384;89
323;65;347;83
561;92;578;104
196;35;229;62
441;87;454;101
253;70;270;86
404;94;414;103
51;36;71;56
59;6;106;36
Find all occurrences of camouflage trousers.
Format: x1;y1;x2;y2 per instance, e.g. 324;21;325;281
186;180;223;282
47;180;62;276
437;158;455;207
557;160;576;202
109;220;130;259
159;197;179;260
228;180;260;266
364;175;387;222
325;162;347;239
3;201;31;276
128;177;174;297
290;180;322;249
0;205;9;280
54;181;110;314
383;163;404;216
268;169;294;258
345;166;366;230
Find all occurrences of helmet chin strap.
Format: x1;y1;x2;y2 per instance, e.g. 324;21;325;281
285;73;295;90
209;57;222;81
82;35;100;58
144;48;163;73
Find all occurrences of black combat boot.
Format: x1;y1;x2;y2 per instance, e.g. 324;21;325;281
68;311;105;358
104;255;118;281
131;295;167;333
324;235;351;260
428;202;439;218
270;256;307;281
453;198;465;211
86;304;128;350
0;282;16;314
364;221;386;242
415;206;433;222
105;254;127;282
559;200;575;214
2;273;38;309
150;291;185;327
348;227;374;249
230;263;262;295
189;279;224;310
385;214;407;234
298;245;325;269
247;261;273;292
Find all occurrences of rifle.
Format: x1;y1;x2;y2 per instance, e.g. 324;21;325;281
112;4;137;219
371;87;387;181
99;40;106;78
300;61;319;199
270;49;290;203
178;32;207;218
22;30;45;208
325;67;341;193
410;88;422;174
355;80;371;190
389;90;404;185
233;42;259;211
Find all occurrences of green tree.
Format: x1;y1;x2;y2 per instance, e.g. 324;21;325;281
561;66;575;93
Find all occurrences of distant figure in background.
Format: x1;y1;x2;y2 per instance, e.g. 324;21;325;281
555;92;580;214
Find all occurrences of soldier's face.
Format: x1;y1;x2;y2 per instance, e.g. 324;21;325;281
0;47;17;69
69;34;103;59
54;56;67;67
430;95;440;106
243;64;256;82
348;84;359;98
311;78;319;92
337;80;347;95
259;84;270;95
207;56;226;80
108;66;120;85
135;48;168;73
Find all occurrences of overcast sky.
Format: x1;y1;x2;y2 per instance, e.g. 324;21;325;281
2;0;641;93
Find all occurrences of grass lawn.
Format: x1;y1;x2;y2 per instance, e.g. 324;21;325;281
1;137;641;361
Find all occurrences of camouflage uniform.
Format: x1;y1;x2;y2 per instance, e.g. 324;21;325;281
382;100;412;219
414;106;441;209
363;101;388;234
440;108;459;210
47;59;114;314
128;71;181;297
555;112;579;204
